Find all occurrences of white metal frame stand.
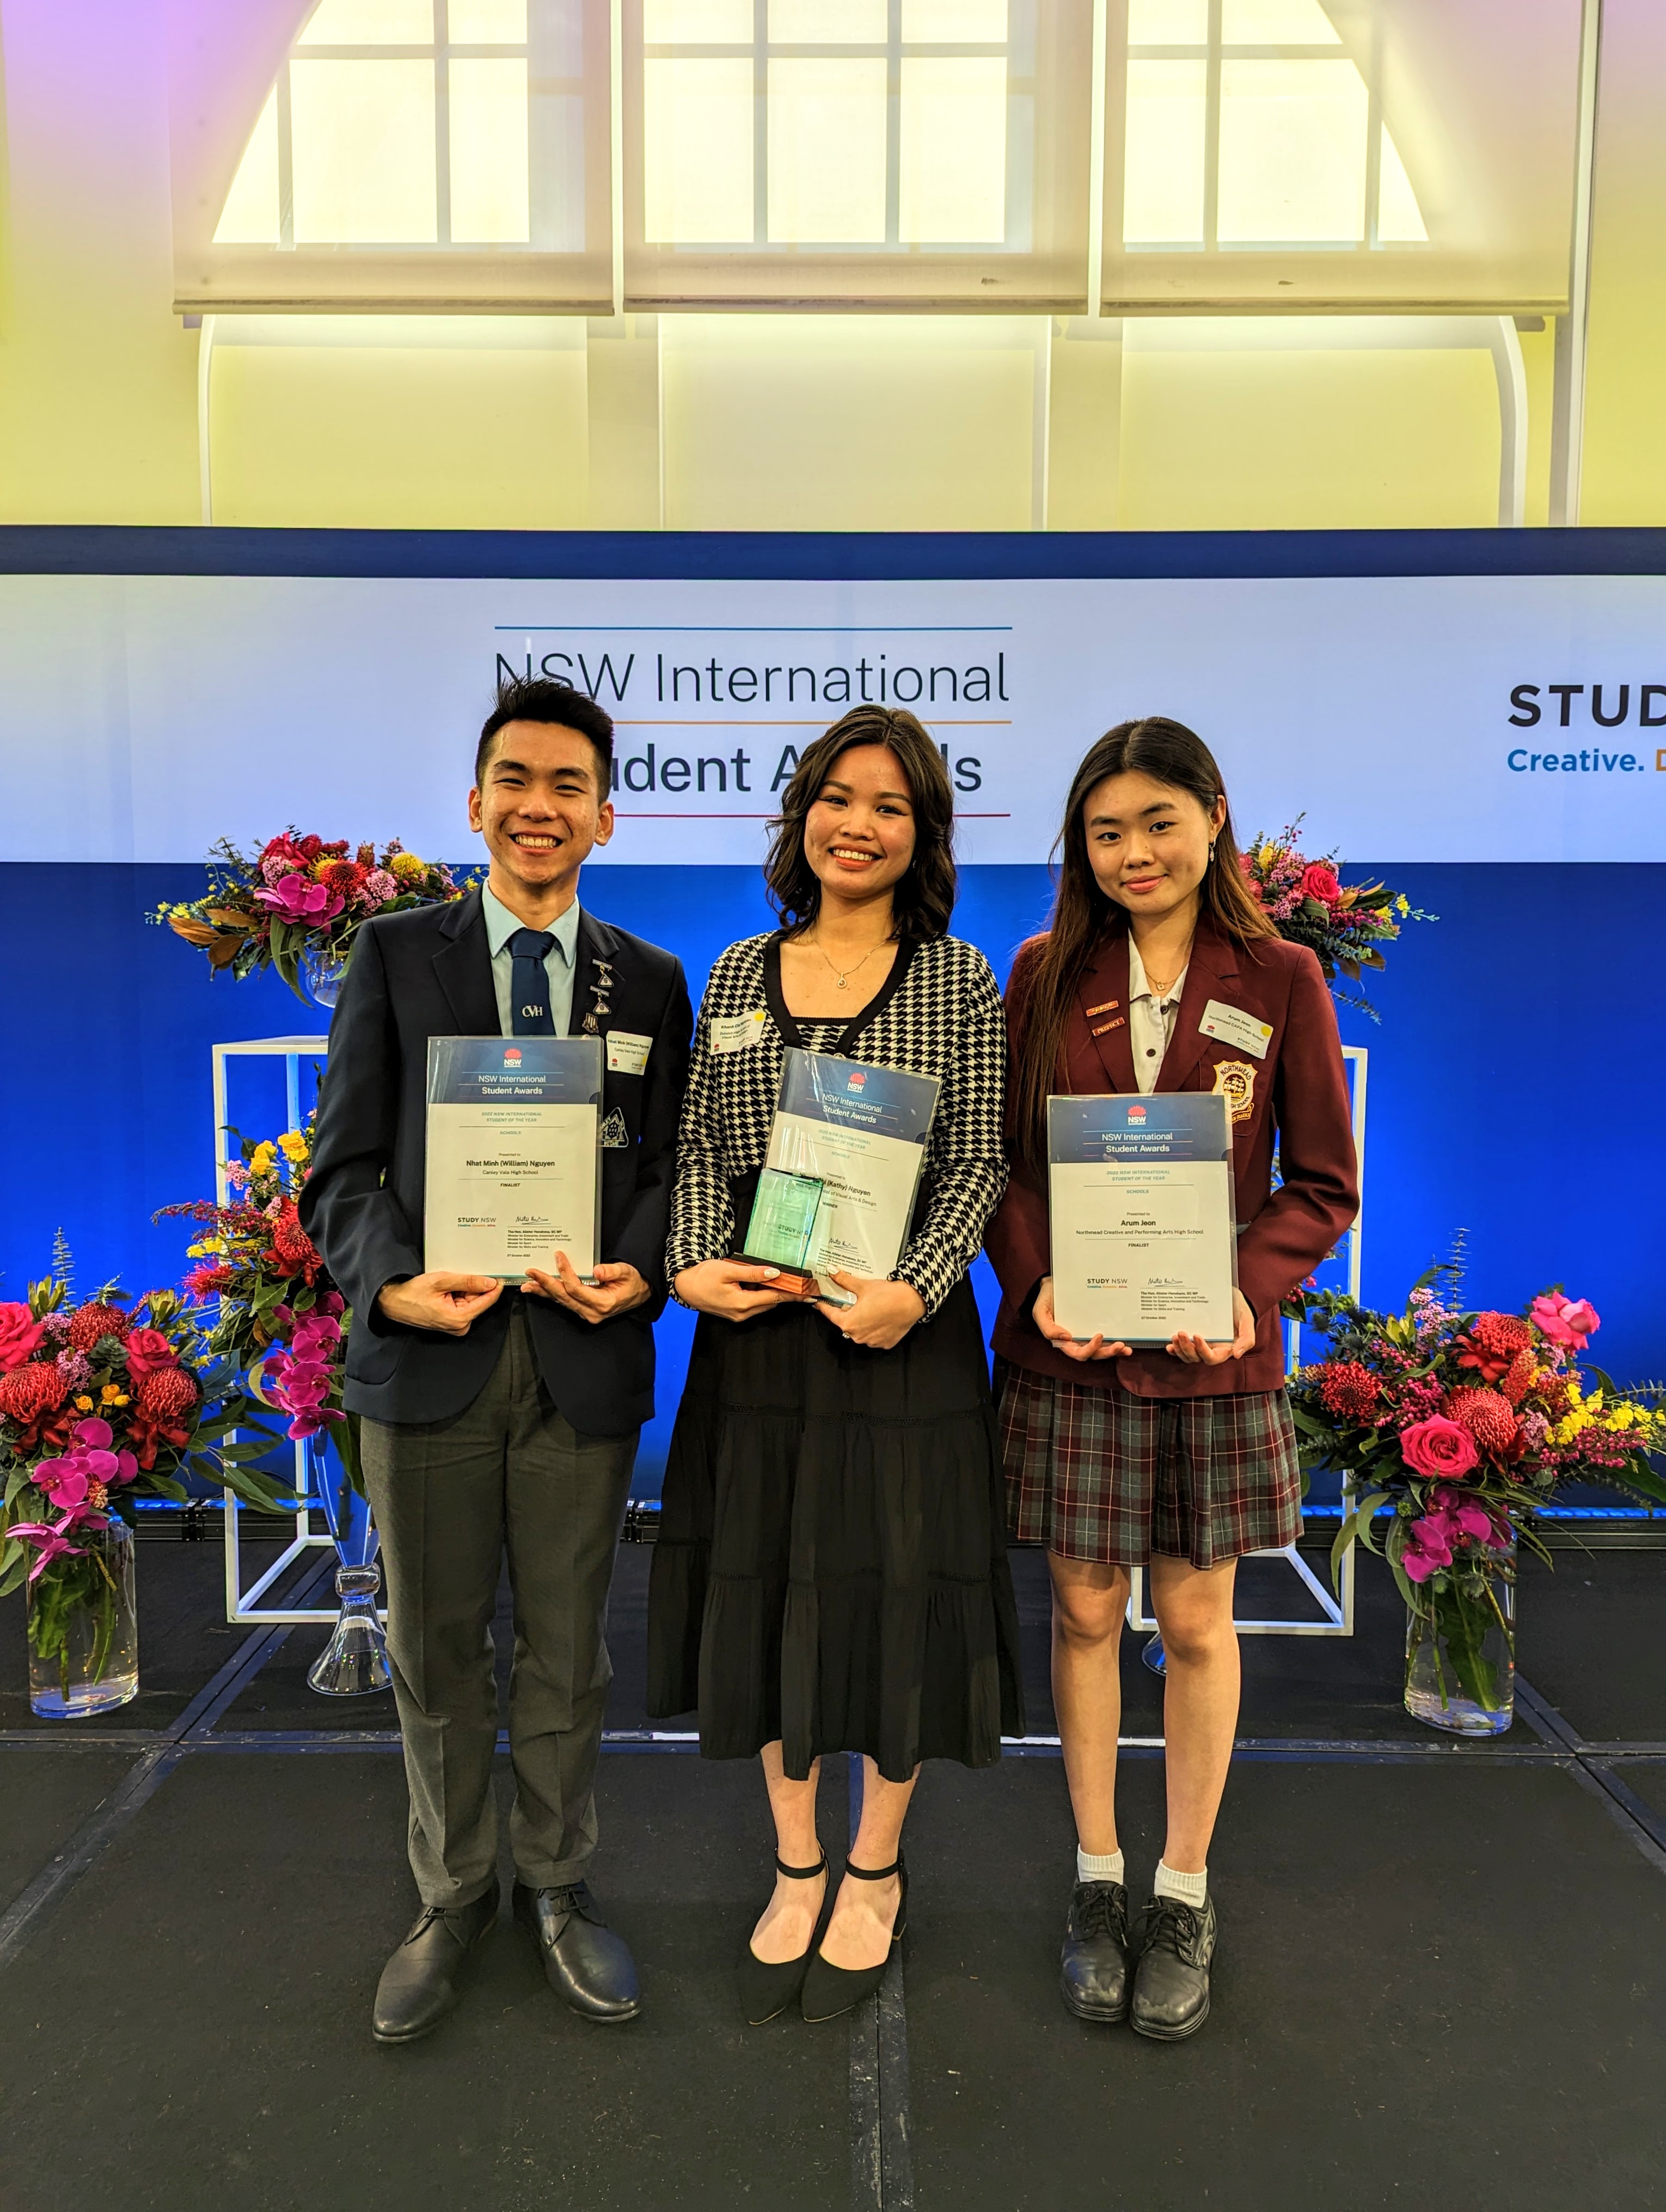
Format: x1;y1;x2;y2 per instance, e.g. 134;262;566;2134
1128;1045;1367;1639
212;1036;352;1626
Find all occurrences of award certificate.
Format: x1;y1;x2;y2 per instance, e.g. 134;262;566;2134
1048;1093;1236;1345
425;1036;603;1281
759;1049;940;1298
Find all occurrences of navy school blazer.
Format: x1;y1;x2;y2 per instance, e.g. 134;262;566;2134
299;888;693;1433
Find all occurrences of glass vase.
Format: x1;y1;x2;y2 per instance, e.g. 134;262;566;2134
28;1516;139;1719
299;944;348;1010
1404;1538;1516;1736
304;1429;391;1698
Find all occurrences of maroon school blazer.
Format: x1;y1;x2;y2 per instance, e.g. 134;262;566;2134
984;914;1359;1401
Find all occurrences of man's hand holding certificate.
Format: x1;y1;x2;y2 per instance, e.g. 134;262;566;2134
1044;1094;1245;1356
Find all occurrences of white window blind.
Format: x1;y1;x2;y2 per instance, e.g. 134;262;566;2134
169;0;612;313
623;0;1094;310
1102;0;1585;312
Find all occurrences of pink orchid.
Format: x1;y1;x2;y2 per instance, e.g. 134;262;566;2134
34;1417;139;1507
254;874;345;927
5;1515;97;1582
1530;1293;1600;1350
1431;1486;1507;1547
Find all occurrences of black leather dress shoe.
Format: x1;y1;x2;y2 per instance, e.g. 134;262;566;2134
372;1878;499;2044
513;1880;642;2022
1130;1891;1217;2041
1060;1881;1131;2024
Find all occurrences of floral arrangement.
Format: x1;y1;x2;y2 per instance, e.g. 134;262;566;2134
154;832;475;1001
158;1113;357;1478
1289;1268;1666;1600
0;1275;290;1687
1240;818;1435;1018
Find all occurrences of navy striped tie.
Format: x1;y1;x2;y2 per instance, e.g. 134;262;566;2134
509;929;556;1035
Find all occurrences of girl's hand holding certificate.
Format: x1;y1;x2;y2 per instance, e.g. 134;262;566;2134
675;1257;807;1322
1032;1275;1255;1365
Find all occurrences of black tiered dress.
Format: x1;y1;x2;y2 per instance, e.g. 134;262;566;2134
646;932;1025;1783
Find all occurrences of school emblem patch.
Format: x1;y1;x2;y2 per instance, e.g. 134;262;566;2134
599;1107;629;1149
1211;1060;1257;1123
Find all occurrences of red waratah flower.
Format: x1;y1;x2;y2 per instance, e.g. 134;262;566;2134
269;1205;322;1285
1317;1360;1379;1422
130;1365;199;1470
0;1361;75;1452
1453;1310;1533;1381
1445;1387;1521;1460
67;1301;132;1352
1501;1349;1538;1408
185;1262;235;1298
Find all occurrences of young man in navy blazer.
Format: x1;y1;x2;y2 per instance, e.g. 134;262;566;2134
301;677;691;2043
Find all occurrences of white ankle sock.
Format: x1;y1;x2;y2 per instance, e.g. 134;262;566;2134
1076;1845;1124;1887
1153;1860;1207;1907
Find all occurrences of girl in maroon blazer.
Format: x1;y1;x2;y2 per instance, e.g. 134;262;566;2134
986;716;1357;2042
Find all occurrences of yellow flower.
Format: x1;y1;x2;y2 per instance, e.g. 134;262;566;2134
389;850;427;883
75;1394;94;1411
248;1142;278;1178
1395;893;1410;916
278;1130;309;1164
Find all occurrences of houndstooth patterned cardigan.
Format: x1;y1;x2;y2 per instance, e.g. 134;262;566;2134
665;930;1009;1317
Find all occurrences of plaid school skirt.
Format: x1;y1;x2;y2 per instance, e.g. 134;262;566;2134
996;1358;1302;1570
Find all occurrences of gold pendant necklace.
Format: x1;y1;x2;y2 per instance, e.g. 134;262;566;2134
812;937;886;991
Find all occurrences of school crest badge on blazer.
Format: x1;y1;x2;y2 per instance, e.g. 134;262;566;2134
1211;1059;1257;1122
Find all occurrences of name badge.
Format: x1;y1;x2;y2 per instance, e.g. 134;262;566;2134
710;1009;768;1057
605;1030;652;1076
1199;999;1272;1060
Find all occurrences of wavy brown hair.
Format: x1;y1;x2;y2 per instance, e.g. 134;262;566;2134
763;706;957;943
1010;716;1277;1178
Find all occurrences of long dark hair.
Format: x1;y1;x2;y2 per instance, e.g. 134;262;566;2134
763;706;957;943
1010;716;1276;1177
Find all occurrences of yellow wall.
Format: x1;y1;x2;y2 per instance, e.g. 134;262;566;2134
0;3;1659;534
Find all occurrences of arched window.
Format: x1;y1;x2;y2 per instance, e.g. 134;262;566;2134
1122;0;1426;251
1101;0;1583;313
172;0;612;312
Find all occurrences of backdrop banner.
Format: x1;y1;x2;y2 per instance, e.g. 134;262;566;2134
3;558;1664;867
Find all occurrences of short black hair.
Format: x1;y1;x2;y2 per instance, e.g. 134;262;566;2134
475;677;615;791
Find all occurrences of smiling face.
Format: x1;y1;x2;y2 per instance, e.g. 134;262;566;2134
468;720;614;917
1082;768;1227;925
803;743;918;917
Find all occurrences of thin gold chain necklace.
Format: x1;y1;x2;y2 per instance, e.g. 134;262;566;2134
805;933;890;991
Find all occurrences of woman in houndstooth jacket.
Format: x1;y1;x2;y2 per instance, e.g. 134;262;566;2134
648;706;1024;2029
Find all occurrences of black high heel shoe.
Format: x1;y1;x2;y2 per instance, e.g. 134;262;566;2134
738;1852;830;2025
800;1853;908;2024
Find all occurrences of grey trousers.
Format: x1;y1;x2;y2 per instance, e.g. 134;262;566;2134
361;1305;638;1909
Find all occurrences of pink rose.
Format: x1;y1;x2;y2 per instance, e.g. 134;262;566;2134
1300;862;1342;905
124;1327;179;1382
0;1301;45;1374
1530;1293;1600;1349
254;874;345;927
1399;1415;1479;1479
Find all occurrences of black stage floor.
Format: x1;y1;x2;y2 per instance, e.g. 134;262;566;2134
3;1534;1665;2211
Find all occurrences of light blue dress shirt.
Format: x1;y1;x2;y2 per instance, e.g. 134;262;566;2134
481;884;582;1039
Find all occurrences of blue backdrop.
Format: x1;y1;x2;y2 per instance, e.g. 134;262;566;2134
3;856;1661;1490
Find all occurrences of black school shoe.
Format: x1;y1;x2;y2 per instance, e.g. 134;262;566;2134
1059;1881;1132;2024
1129;1891;1217;2041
